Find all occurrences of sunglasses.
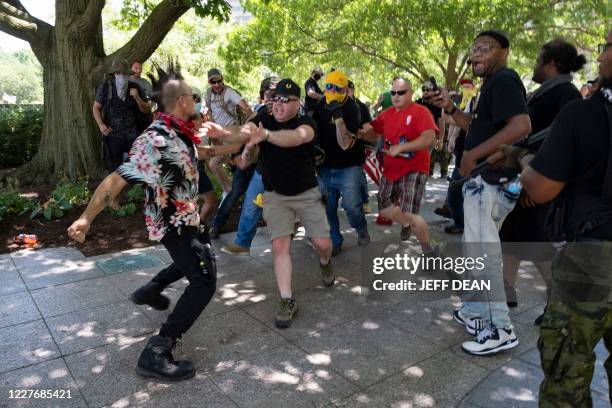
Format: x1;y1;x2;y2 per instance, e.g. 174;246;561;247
209;79;223;85
325;83;346;92
271;96;299;103
391;90;409;96
421;87;433;92
179;93;201;103
598;42;612;54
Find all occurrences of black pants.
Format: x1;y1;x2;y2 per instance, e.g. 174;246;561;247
103;129;139;172
152;228;216;339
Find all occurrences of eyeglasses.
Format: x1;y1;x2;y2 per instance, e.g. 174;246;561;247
325;83;346;92
179;93;200;103
470;43;498;54
598;42;612;54
271;96;299;104
390;90;409;96
209;79;223;85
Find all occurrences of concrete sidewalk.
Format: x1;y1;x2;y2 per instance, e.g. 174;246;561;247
0;177;609;407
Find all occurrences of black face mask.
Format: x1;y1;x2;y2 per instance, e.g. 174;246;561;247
313;74;322;81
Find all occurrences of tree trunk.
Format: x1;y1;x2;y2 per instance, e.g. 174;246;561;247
1;0;190;185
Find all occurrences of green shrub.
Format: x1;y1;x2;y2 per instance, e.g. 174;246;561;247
51;177;91;205
110;202;136;217
0;191;38;222
126;184;145;203
0;105;43;167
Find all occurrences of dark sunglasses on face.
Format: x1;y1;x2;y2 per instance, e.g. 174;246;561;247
179;93;201;103
598;42;612;54
209;79;223;85
271;96;299;103
391;90;409;96
325;83;345;92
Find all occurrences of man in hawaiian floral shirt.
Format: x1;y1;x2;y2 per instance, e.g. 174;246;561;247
68;76;215;381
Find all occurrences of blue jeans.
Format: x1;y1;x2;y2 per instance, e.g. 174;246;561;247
212;165;255;230
360;169;369;204
459;175;519;330
234;170;264;248
447;167;464;228
318;166;368;249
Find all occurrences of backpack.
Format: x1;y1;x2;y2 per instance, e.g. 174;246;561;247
205;86;248;125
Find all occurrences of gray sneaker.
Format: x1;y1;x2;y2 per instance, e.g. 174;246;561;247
275;298;298;328
320;260;335;287
221;243;250;256
358;230;370;246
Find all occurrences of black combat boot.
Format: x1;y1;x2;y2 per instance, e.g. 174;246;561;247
136;335;195;381
129;282;170;310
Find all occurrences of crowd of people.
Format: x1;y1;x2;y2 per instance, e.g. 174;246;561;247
67;28;612;407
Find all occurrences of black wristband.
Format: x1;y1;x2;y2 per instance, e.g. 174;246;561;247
444;104;457;115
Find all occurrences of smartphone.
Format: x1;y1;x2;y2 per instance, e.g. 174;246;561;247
429;76;439;91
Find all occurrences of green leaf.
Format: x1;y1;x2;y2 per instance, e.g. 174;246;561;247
43;207;52;221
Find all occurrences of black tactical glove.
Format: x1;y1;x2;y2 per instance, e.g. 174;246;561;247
327;100;343;120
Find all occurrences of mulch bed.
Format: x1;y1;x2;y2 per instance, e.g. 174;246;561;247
1;183;247;257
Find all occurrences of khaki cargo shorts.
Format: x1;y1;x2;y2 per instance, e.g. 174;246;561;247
262;187;330;241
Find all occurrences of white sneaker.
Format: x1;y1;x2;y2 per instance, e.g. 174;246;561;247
453;309;485;335
461;325;519;356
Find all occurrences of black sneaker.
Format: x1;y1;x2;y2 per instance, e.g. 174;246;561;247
357;230;370;246
136;336;195;381
444;225;463;234
275;298;298;328
400;226;411;242
331;246;342;257
130;282;170;310
319;260;335;287
434;205;452;219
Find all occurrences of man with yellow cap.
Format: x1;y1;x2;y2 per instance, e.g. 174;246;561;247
312;70;370;256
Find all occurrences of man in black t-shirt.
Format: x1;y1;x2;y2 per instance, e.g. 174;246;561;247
500;38;585;322
432;30;532;356
304;67;324;116
313;71;370;255
521;31;612;406
200;79;334;330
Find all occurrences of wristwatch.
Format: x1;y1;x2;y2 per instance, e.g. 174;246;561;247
444;104;457;115
264;129;270;142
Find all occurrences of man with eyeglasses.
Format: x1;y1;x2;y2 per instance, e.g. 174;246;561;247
304;67;325;117
520;30;612;407
70;70;216;381
204;68;255;238
431;30;531;356
358;77;438;252
200;79;334;329
417;80;448;178
313;70;370;256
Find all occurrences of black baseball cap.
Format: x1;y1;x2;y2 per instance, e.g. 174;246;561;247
274;79;300;98
475;30;510;49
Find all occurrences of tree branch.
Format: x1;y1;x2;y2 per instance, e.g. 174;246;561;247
75;0;105;41
0;0;52;44
108;0;190;65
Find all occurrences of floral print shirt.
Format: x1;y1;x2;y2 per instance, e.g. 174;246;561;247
117;116;200;241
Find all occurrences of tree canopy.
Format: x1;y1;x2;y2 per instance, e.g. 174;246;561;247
221;0;607;101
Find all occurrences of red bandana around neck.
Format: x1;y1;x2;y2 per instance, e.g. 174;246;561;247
158;112;201;145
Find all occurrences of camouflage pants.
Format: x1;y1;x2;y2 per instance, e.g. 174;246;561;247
429;148;450;176
538;241;612;407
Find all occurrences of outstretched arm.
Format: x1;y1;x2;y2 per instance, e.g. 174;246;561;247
67;172;128;242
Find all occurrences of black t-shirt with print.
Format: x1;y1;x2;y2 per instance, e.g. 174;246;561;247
356;98;372;125
304;77;323;112
466;68;528;151
250;110;318;196
313;97;364;168
530;94;612;240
